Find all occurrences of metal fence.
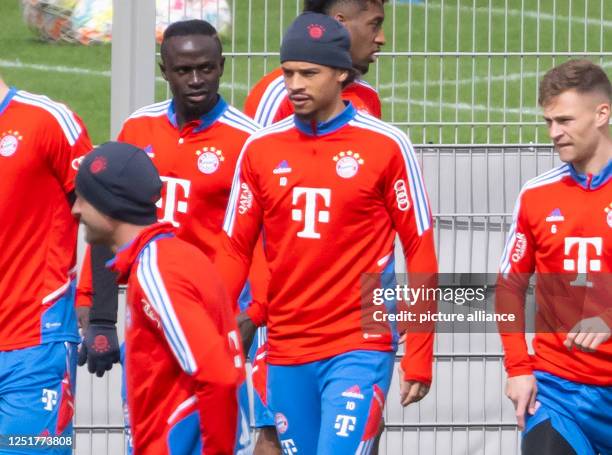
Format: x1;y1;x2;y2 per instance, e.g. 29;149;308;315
147;0;612;144
88;0;609;453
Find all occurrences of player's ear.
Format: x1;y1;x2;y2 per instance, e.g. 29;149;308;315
339;70;348;83
159;61;168;81
595;102;611;128
333;12;347;25
219;56;225;78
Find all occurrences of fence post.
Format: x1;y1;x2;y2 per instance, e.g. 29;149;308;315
110;0;156;138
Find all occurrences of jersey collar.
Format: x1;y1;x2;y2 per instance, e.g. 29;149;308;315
294;102;357;137
166;95;228;133
106;222;176;283
0;87;17;116
568;159;612;190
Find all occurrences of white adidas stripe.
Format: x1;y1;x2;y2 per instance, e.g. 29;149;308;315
137;242;198;374
350;112;432;235
499;164;571;275
254;75;287;127
14;90;82;145
128;100;172;119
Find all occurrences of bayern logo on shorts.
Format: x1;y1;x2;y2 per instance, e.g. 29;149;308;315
0;131;21;157
196;147;224;174
607;208;612;228
333;151;364;179
274;412;289;434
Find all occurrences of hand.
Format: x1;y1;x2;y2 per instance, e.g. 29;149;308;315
237;311;257;356
505;374;538;430
564;316;611;352
76;306;90;333
398;365;430;406
78;323;120;377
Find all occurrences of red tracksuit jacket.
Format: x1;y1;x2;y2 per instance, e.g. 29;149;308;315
215;103;438;383
109;222;244;454
497;162;612;385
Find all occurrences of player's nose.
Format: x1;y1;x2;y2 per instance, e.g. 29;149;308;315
71;198;82;219
548;122;564;141
188;69;204;86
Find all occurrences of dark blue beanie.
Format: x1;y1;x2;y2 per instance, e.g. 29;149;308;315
76;141;162;225
280;12;352;70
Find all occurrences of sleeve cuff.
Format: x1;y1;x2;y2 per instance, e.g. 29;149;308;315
400;356;432;386
505;366;534;378
246;301;267;327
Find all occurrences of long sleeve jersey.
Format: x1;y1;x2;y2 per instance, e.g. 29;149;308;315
215;103;438;383
109;222;243;454
496;162;612;385
0;87;92;350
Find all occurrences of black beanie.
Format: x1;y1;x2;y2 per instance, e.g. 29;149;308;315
280;12;352;70
76;141;162;225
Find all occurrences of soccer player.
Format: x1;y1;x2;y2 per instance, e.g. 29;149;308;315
77;19;258;453
244;0;386;125
243;3;387;449
216;13;437;453
72;141;243;454
496;59;612;454
0;76;92;453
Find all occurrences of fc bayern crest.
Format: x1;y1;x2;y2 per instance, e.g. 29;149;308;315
333;151;364;179
0;130;22;157
196;146;225;174
274;413;288;434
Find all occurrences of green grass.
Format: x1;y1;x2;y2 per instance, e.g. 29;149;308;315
1;0;611;144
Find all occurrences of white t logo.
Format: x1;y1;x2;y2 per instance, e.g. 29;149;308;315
42;389;58;411
291;187;331;239
157;176;191;227
334;414;357;437
563;237;603;287
280;439;298;454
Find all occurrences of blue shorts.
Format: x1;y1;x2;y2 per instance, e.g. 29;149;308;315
524;371;612;455
267;350;394;455
238;283;274;429
0;342;77;454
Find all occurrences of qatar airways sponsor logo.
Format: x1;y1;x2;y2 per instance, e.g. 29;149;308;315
511;232;527;263
563;237;603;287
291;187;331;239
157;176;191;227
238;182;253;215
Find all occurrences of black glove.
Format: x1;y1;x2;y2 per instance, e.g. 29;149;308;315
78;323;120;377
